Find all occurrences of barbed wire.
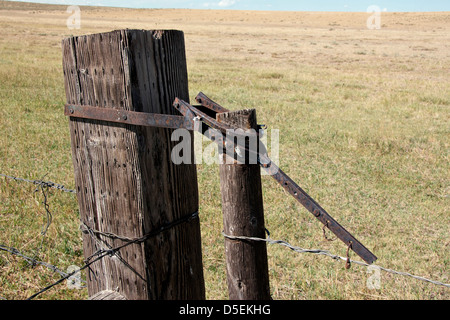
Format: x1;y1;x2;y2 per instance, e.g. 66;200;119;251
0;173;76;193
0;244;85;285
32;181;53;262
1;173;64;265
26;246;107;300
25;210;200;299
0;172;84;299
222;230;450;288
1;171;448;299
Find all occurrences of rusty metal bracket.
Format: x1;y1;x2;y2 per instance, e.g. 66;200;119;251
195;92;229;113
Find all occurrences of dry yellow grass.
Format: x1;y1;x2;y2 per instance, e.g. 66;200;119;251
0;1;449;300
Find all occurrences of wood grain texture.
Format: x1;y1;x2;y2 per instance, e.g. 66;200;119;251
217;109;271;300
62;29;204;300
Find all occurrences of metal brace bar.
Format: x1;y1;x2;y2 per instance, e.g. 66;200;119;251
64;104;194;130
180;94;378;265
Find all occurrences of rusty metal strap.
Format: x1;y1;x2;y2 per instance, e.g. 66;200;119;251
64;104;193;130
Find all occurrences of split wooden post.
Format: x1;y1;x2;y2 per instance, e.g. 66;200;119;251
217;109;271;300
62;29;205;300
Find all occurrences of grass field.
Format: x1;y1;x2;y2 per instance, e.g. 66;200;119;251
0;1;449;300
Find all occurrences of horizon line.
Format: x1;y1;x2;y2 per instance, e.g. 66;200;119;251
5;1;450;13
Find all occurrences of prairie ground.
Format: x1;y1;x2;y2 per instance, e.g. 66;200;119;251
0;1;449;300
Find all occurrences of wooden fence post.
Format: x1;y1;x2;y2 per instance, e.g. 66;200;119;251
62;29;205;300
217;109;271;300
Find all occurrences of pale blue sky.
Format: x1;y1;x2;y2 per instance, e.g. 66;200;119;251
8;0;450;12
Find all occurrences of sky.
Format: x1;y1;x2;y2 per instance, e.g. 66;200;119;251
8;0;450;12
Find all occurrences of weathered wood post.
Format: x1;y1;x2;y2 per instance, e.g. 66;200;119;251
217;109;271;300
62;29;205;300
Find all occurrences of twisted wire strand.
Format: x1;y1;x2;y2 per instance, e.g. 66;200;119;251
0;244;86;287
222;231;450;288
0;173;76;193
